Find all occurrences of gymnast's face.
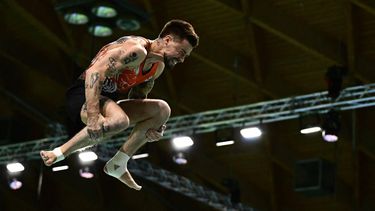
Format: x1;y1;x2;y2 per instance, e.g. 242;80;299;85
162;35;193;70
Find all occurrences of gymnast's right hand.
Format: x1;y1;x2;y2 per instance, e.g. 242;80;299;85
87;114;106;141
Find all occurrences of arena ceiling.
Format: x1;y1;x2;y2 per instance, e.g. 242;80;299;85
1;0;375;210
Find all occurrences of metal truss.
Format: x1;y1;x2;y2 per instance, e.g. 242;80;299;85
98;146;255;211
1;83;374;210
1;83;375;164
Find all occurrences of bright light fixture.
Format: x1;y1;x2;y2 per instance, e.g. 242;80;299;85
240;127;262;139
300;126;322;134
116;18;140;31
216;140;235;147
322;132;338;142
88;25;113;37
64;12;89;25
79;151;98;162
172;136;194;150
132;153;149;160
173;152;187;165
6;162;25;173
52;165;69;172
79;167;94;179
91;6;117;18
9;179;22;190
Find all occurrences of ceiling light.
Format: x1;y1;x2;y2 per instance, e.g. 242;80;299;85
240;127;262;139
215;128;235;147
216;140;235;147
6;162;24;173
322;110;340;142
79;151;98;162
52;165;69;172
300;127;322;134
172;136;194;150
132;153;149;160
88;24;113;37
91;5;117;18
9;178;22;190
173;152;187;165
64;12;89;25
79;167;94;179
116;18;140;31
299;113;322;134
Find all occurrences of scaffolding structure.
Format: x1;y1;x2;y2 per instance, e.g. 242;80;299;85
1;83;375;210
1;83;374;163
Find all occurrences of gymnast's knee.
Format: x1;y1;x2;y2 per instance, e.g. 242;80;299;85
155;100;171;121
109;113;130;133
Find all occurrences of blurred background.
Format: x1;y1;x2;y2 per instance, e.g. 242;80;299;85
1;0;375;210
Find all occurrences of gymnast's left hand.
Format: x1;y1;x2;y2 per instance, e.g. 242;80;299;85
146;124;166;142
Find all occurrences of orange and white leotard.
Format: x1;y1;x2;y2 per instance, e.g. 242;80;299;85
101;61;158;93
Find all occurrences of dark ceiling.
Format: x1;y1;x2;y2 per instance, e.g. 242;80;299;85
1;0;375;210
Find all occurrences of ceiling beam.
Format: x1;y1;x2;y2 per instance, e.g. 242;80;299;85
347;3;357;77
240;0;264;85
4;0;73;57
214;0;373;84
252;0;373;83
351;0;375;16
190;51;276;99
248;0;345;64
0;51;64;124
51;0;76;48
201;0;303;97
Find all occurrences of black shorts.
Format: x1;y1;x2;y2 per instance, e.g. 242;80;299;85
65;79;121;137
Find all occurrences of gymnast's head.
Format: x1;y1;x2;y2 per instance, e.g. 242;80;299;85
157;19;199;70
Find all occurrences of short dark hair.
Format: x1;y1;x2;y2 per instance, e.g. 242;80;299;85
158;19;199;48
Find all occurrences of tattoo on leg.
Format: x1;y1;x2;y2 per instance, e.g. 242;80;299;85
124;52;138;64
89;72;100;89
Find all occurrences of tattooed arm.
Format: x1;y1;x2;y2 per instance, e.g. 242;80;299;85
85;40;147;140
128;80;155;99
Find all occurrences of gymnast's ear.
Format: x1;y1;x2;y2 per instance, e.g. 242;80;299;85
162;35;174;45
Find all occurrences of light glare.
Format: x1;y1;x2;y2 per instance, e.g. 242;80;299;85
6;162;25;173
9;179;22;190
79;151;98;162
52;165;69;172
172;136;194;150
132;153;149;159
300;126;322;134
240;127;262;139
216;140;234;147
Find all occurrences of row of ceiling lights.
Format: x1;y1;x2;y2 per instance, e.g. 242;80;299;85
63;4;141;37
4;114;339;190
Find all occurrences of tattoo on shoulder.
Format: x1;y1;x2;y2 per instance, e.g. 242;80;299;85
107;57;117;74
124;52;138;64
116;37;130;44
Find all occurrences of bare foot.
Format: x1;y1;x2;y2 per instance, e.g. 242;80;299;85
40;150;57;166
103;165;142;191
